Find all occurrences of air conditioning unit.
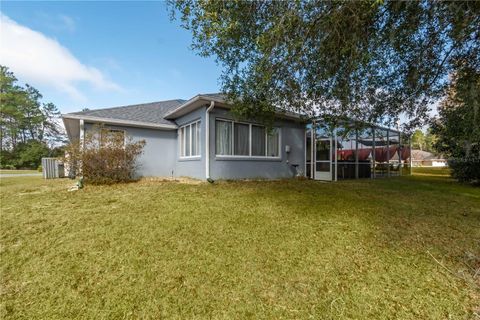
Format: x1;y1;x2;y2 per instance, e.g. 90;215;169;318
41;158;65;179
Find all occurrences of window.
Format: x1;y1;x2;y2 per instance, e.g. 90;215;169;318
215;119;280;158
179;120;201;158
97;129;125;148
267;128;280;157
185;125;191;156
191;122;197;156
234;123;249;155
251;125;266;156
215;120;232;155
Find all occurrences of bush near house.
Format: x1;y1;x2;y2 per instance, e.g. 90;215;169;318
64;126;146;185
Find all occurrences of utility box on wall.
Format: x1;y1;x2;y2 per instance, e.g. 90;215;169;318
42;158;65;179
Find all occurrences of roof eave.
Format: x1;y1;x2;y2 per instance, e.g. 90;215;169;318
61;114;178;130
164;95;304;121
164;95;228;119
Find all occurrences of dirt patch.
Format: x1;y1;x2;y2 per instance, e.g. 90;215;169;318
139;176;204;185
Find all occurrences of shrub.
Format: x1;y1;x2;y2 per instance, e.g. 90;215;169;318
64;125;146;185
448;156;480;185
37;165;42;172
4;140;50;169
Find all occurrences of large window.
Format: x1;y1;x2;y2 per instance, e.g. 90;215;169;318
215;119;280;158
90;128;125;148
234;123;249;155
179;120;201;158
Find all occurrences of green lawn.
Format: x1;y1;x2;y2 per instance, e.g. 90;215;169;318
412;166;451;176
1;173;479;319
0;170;39;175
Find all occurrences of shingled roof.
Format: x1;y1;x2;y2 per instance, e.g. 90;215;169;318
66;99;186;126
200;93;227;101
63;92;303;130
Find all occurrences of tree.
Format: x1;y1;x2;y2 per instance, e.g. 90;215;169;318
432;66;480;183
13;140;50;169
411;130;426;150
411;128;437;152
0;66;26;150
169;1;479;130
423;129;437;153
0;66;66;168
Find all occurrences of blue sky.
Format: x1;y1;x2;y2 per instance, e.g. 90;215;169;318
1;1;222;113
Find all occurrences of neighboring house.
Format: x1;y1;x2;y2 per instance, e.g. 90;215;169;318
62;93;306;180
411;150;448;167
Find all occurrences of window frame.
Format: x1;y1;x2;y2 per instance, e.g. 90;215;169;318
179;120;201;159
215;118;281;159
97;128;126;149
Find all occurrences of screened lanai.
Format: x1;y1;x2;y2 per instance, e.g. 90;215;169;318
305;121;412;181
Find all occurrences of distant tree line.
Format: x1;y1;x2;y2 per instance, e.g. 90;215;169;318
432;66;480;184
0;66;66;169
411;129;437;153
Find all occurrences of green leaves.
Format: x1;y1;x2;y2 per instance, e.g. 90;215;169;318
0;65;65;168
169;1;480;130
431;65;480;183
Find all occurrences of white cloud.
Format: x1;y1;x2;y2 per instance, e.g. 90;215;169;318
0;14;120;101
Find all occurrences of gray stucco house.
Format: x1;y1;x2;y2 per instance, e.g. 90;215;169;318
62;93;306;180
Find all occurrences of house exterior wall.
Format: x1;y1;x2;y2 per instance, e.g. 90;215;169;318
83;106;306;180
84;123;177;178
208;108;306;180
173;106;207;180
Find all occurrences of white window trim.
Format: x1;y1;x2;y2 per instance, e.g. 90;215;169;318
179;120;201;159
215;118;281;159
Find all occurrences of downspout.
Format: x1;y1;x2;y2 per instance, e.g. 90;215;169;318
79;119;85;149
205;101;215;180
76;119;85;178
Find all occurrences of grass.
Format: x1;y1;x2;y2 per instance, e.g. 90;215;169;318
1;172;479;319
412;166;451;176
0;170;39;175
